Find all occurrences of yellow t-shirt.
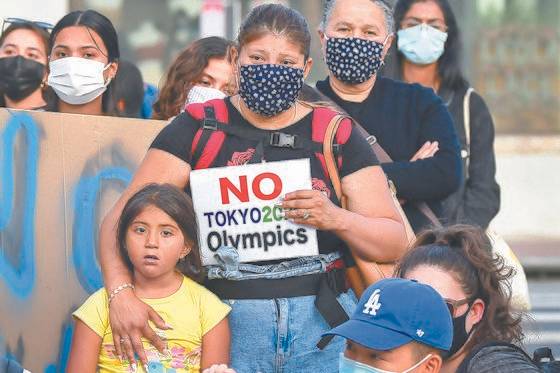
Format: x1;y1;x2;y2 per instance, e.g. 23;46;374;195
73;276;231;373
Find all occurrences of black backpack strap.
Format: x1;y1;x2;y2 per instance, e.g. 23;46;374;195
191;106;220;164
196;115;324;152
191;104;334;167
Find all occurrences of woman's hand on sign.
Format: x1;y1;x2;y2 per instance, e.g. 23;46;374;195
109;289;171;366
281;189;341;230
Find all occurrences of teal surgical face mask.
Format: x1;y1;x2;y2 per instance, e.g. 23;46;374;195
339;352;433;373
397;23;448;65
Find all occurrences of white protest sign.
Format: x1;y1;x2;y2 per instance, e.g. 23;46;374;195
190;159;318;265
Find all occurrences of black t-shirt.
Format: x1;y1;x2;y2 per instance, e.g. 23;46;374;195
150;97;379;255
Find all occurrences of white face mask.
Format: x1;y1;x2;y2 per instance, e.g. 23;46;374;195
397;24;448;65
48;57;112;105
184;85;227;108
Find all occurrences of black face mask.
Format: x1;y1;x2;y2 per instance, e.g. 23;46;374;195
449;303;476;356
0;56;45;102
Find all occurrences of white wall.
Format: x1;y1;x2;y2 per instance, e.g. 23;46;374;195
491;136;560;241
0;0;68;26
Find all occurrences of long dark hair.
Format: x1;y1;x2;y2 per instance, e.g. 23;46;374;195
48;9;120;114
152;36;235;120
391;0;468;92
116;183;203;283
0;22;51;107
395;225;523;352
112;59;144;118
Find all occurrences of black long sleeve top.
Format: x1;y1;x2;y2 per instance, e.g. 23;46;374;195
440;86;500;229
316;76;462;231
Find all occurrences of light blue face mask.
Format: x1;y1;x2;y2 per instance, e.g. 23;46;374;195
339;352;432;373
397;23;448;65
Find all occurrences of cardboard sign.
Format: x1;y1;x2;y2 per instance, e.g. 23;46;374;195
190;159;319;265
0;109;166;371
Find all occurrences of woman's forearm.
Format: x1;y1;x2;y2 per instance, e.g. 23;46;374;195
99;200;132;290
332;207;408;263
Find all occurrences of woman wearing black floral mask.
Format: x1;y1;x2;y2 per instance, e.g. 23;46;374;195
315;0;462;233
99;4;408;372
0;19;51;110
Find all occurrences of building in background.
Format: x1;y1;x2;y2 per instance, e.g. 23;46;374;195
0;0;558;132
0;0;67;25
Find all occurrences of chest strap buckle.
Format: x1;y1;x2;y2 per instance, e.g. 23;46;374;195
270;132;298;148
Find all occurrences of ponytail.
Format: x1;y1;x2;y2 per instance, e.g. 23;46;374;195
396;225;523;350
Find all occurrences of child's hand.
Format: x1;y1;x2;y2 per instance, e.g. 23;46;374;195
202;364;237;373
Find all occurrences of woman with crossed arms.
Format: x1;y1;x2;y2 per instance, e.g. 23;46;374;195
315;0;463;232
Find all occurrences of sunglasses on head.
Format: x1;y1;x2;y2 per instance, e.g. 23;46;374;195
2;17;54;34
443;297;472;317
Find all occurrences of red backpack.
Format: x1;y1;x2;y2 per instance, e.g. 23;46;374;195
185;99;352;191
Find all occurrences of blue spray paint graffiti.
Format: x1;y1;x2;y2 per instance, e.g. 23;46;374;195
1;110;157;370
44;321;74;373
72;167;132;294
0;112;39;298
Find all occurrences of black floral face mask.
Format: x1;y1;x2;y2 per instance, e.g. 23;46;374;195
325;36;385;84
239;63;304;117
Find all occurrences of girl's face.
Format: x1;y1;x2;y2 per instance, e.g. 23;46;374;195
400;1;447;33
196;57;236;96
50;25;117;80
125;205;190;280
0;28;47;64
237;33;312;78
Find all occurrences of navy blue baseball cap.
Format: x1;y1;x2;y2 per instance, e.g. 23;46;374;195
324;278;453;351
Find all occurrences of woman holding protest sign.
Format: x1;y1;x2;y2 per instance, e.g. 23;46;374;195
0;18;52;110
46;10;119;116
315;0;462;232
99;4;408;372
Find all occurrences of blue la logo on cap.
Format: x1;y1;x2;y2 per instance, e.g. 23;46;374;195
324;278;453;352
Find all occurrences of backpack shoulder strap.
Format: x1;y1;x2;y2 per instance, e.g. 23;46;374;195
463;87;474;175
186;98;229;170
311;106;352;193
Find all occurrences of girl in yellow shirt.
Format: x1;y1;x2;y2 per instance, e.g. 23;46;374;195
67;183;231;373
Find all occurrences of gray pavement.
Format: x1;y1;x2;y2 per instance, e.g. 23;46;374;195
522;277;560;358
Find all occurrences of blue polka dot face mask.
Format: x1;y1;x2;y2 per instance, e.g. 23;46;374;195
238;63;305;117
325;36;388;84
